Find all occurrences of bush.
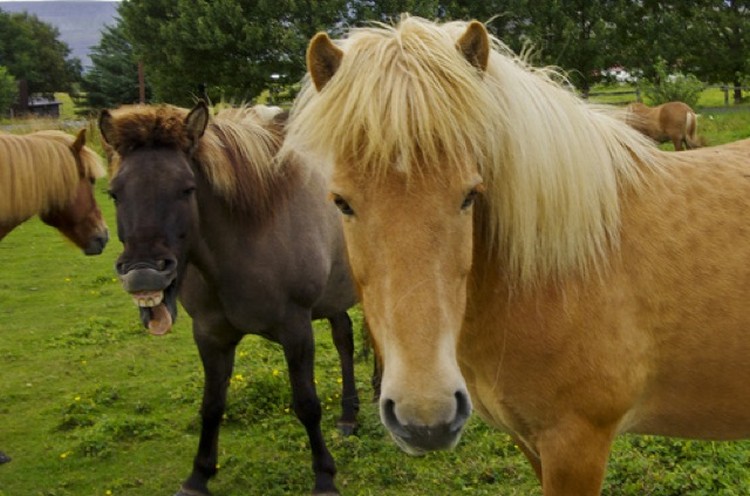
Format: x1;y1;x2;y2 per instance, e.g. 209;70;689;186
0;65;18;117
642;58;703;108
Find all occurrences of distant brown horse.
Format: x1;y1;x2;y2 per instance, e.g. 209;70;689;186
626;101;700;150
286;16;750;495
0;129;108;253
100;102;359;495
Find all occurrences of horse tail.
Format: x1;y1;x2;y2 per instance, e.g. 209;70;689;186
684;111;700;149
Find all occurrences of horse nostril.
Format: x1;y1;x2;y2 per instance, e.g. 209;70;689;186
381;398;410;439
451;390;472;432
115;260;126;275
159;258;177;273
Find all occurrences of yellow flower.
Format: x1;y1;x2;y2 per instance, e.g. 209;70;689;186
74;396;81;402
105;490;112;495
59;451;72;459
272;369;280;377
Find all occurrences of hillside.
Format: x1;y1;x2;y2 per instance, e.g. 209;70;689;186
0;1;119;69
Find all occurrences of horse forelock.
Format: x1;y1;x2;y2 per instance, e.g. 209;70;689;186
0;131;104;223
108;104;292;221
287;15;666;287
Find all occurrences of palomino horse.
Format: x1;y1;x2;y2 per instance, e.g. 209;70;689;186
626;101;700;150
285;16;750;495
99;102;359;496
0;129;108;254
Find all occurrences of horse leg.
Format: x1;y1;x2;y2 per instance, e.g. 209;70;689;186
535;417;616;496
280;310;338;495
177;328;238;496
327;311;360;435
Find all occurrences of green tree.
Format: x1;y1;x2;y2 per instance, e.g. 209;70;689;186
686;0;750;103
0;9;81;95
0;65;18;116
81;23;149;112
119;0;349;105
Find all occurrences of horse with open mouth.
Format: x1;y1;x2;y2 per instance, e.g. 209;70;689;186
100;102;359;495
286;16;750;495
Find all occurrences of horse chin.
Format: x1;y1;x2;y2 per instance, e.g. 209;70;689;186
387;424;464;456
137;284;178;335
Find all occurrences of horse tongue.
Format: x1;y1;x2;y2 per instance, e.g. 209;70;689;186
148;303;173;335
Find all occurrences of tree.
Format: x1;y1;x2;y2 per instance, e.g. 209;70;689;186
0;9;81;95
81;23;149;113
118;0;349;105
0;66;18;116
686;0;750;102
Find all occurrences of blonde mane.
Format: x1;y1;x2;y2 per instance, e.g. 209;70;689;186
107;104;290;220
286;16;666;286
0;130;105;223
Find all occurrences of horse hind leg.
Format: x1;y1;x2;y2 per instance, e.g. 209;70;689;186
281;310;338;495
328;311;360;435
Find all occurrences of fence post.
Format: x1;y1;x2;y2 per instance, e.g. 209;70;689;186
722;85;729;106
635;87;641;102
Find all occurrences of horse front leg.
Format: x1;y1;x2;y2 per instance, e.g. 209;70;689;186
328;311;359;435
281;310;338;495
536;416;617;496
176;327;238;496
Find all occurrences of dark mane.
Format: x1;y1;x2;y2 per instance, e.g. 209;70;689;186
106;104;296;222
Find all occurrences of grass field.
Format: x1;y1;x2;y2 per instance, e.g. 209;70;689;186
2;108;750;495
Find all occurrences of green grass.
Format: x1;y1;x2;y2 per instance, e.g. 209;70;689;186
2;113;750;495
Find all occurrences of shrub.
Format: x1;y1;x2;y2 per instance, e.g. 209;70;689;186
642;58;703;108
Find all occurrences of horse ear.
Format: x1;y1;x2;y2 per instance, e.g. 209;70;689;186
457;21;490;72
72;128;86;153
98;109;116;148
185;100;209;146
307;32;343;91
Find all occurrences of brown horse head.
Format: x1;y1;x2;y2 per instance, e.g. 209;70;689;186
39;129;109;255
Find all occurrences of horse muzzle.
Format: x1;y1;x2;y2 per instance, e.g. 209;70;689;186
83;228;109;256
380;389;472;455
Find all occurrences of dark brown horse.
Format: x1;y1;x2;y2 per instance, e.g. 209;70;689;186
99;102;359;495
0;129;108;254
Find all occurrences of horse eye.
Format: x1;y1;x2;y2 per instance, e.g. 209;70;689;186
332;194;355;216
461;189;480;210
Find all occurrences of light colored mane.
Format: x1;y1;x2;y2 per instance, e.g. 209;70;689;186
108;104;290;220
286;16;666;286
0;130;105;223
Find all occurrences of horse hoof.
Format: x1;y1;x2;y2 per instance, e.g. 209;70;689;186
174;485;211;496
0;452;11;465
336;421;358;436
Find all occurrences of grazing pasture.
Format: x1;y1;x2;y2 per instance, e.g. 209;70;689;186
1;109;750;495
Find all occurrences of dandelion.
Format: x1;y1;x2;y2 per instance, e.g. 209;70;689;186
272;369;280;377
105;490;112;495
59;451;72;459
74;395;81;402
233;373;244;383
64;277;71;283
337;377;343;384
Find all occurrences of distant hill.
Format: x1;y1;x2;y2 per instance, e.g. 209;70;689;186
0;1;120;69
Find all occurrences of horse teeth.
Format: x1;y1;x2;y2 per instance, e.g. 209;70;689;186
132;292;164;308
